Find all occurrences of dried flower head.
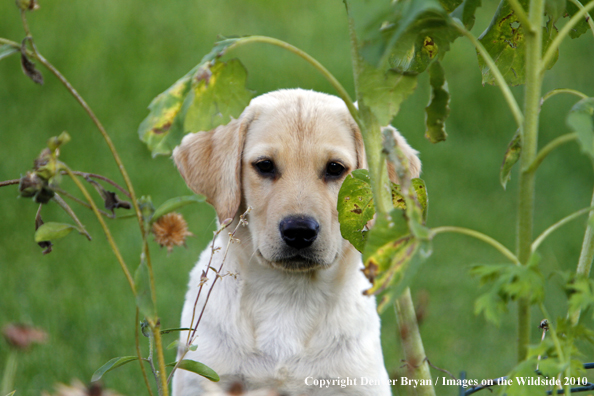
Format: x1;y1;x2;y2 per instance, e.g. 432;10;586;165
41;380;123;396
2;323;47;350
152;212;193;253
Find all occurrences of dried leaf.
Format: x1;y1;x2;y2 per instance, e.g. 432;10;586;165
20;44;43;85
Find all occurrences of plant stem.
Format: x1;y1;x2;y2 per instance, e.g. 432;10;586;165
431;226;520;264
568;0;594;39
453;21;524;130
151;321;169;396
539;304;571;396
227;36;359;123
525;132;579;174
53;187;115;218
541;1;594;69
395;289;436;396
0;351;17;395
68;171;132;199
136;309;156;396
516;0;546;362
342;3;434;394
52;193;92;240
0;179;20;188
532;205;594;252
570;181;594;324
62;164;136;293
541;88;589;103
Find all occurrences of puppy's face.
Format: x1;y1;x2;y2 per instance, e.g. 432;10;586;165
241;98;359;271
173;89;420;273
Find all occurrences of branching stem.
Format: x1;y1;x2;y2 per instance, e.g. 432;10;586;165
226;36;359;123
61;164;136;293
568;0;594;39
453;21;524;131
431;226;520;265
541;88;589;103
531;205;594;252
541;1;594;70
526;132;578;174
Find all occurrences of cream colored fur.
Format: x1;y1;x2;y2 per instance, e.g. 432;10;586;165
172;89;420;395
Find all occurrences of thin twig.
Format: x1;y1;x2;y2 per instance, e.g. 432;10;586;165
63;171;131;198
532;205;594;252
431;226;520;265
424;358;457;380
52;193;92;240
168;208;251;384
61;163;136;293
525;132;579;174
53;187;115;218
0;179;20;188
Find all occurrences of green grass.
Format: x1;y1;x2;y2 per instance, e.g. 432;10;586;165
1;0;593;395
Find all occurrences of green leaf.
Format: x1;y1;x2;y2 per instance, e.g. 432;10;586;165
424;60;449;143
151;195;206;224
391;179;429;222
337;169;428;252
91;356;138;382
545;0;567;23
478;0;558;86
34;222;78;243
138;70;194;157
363;232;431;300
0;45;18;62
182;59;252;132
167;359;219;382
134;260;156;321
566;0;593;39
362;209;410;272
567;97;594;158
347;0;460;73
471;256;545;325
139;39;252;157
337;170;375;252
359;63;418;126
500;130;522;189
4;392;16;396
450;0;483;30
566;275;594;318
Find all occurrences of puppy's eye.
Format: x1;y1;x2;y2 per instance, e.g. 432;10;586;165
326;162;345;178
254;160;275;176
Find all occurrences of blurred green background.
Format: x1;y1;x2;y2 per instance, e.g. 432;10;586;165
1;0;593;395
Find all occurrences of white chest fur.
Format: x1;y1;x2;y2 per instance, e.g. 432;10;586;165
172;236;391;396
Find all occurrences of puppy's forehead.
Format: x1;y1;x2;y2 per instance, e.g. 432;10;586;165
243;91;357;163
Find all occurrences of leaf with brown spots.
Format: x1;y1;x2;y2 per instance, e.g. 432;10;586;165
138;39;252;157
478;0;558;86
337;170;375;252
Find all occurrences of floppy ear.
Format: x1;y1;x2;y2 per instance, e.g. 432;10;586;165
384;125;422;182
173;118;249;222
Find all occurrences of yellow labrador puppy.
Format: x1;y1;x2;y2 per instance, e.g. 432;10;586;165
172;89;420;395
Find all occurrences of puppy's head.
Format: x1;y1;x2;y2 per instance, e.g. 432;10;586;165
173;89;420;272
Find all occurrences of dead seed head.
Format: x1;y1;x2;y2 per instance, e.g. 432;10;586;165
41;379;123;396
2;323;47;350
152;212;193;253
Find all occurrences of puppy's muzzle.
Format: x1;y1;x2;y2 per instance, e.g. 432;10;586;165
279;215;319;249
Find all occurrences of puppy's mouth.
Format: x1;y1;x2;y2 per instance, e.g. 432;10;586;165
256;250;327;272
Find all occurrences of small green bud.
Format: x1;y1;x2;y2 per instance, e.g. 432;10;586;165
15;0;39;11
47;131;70;152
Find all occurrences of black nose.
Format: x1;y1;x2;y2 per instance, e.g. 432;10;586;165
279;216;319;249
